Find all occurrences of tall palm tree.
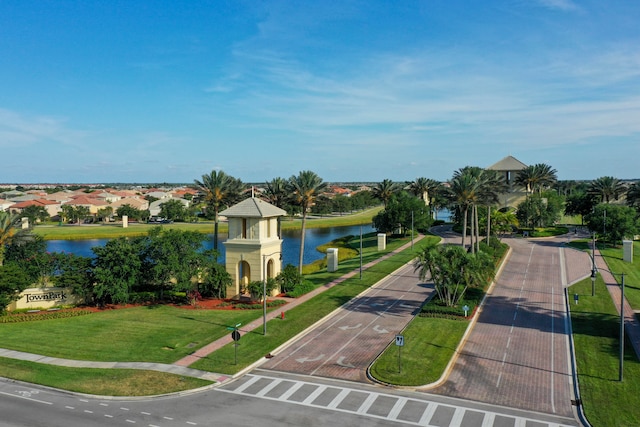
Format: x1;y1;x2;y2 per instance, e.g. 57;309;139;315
407;177;430;202
515;163;557;194
0;211;32;266
627;182;640;212
448;167;484;251
373;179;399;208
264;177;289;237
288;171;327;274
589;176;626;204
194;170;245;250
480;169;507;245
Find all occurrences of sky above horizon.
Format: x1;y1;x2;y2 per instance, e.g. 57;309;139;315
1;1;639;184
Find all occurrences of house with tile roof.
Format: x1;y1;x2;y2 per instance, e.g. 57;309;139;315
9;198;62;219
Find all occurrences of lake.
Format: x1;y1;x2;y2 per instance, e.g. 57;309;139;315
46;224;376;267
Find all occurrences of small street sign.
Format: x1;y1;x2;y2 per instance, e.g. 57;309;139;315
395;335;404;347
463;305;470;317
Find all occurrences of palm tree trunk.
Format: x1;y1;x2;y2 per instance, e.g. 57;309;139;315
213;208;219;251
461;207;468;250
470;205;475;254
486;205;491;244
298;212;307;274
475;205;480;253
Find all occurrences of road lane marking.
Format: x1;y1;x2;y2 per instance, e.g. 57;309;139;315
357;393;378;414
233;375;261;393
302;385;327;405
327;388;350;409
0;391;52;405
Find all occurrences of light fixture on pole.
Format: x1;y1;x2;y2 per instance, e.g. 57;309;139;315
591;232;597;297
620;273;625;382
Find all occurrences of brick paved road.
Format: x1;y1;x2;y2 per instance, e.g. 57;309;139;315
430;236;592;418
261;262;433;382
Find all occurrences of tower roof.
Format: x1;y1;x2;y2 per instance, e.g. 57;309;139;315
487;155;528;171
219;197;287;218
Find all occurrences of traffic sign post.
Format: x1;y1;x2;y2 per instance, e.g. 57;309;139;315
395;335;404;373
227;323;242;365
463;305;470;317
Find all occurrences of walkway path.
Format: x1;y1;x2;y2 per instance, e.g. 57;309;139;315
593;247;640;360
174;235;425;367
0;234;425;384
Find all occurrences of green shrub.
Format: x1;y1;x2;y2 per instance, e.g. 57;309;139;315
287;280;316;298
0;310;92;323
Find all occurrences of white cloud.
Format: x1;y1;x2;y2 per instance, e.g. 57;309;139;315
536;0;581;12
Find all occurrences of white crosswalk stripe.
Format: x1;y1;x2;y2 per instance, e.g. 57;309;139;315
217;374;579;427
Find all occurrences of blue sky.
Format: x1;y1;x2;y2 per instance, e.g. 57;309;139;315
1;0;638;184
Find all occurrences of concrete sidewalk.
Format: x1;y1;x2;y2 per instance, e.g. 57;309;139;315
0;234;424;383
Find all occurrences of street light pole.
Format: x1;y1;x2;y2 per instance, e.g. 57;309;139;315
620;273;625;382
591;232;597;296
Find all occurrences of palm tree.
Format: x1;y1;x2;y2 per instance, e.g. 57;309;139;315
373;179;399;208
194;170;245;250
479;169;507;245
448;167;484;251
589;176;626;204
264;177;289;237
515;163;557;194
407;177;430;202
0;211;32;266
627;182;640;212
288;171;327;274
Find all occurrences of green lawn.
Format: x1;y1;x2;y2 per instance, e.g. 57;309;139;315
0;232;438;392
0;357;212;396
569;275;640;427
598;241;640;309
369;317;468;386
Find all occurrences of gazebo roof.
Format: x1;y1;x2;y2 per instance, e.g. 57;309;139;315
488;155;527;171
220;197;287;218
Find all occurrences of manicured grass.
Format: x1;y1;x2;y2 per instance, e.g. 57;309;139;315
599;241;640;309
569;276;640;427
369;317;468;386
0;357;212;396
0;305;264;363
33;207;383;240
190;235;441;374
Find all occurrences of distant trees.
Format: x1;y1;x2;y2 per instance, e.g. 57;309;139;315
60;205;90;224
516;190;564;228
585;204;639;246
564;192;597;224
0;211;33;267
627;182;640;212
21;205;50;224
158;199;187;222
372;192;432;236
0;263;31;314
115;204;148;221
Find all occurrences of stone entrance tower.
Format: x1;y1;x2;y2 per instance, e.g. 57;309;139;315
220;197;287;298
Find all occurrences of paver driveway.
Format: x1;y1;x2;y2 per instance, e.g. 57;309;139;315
430;235;592;417
261;261;433;382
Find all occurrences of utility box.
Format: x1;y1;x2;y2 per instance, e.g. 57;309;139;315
21;217;29;229
327;248;338;272
377;233;386;251
623;240;633;263
122;215;128;228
